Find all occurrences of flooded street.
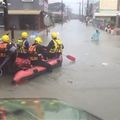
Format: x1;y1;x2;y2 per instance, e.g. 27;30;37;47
0;20;120;120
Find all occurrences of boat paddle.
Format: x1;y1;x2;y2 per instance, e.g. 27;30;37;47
63;54;76;62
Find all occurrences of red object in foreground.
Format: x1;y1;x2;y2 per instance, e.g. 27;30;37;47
0;109;6;120
13;56;63;84
66;55;76;62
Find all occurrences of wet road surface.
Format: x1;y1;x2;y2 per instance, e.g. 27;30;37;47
0;20;120;120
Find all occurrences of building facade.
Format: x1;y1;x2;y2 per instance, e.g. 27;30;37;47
94;0;120;28
1;0;48;30
100;0;117;11
48;2;67;23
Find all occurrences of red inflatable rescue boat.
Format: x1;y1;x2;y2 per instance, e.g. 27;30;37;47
12;55;63;84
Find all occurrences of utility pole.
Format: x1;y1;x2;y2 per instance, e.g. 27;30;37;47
81;0;83;21
61;0;63;24
3;0;8;30
86;0;89;17
79;2;81;19
116;0;120;27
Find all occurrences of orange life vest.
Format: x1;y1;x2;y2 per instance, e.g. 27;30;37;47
29;45;38;61
0;42;8;57
29;45;37;54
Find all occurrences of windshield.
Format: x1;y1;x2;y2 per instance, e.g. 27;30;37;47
0;99;102;120
0;0;119;120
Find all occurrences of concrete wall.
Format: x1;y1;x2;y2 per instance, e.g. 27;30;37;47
100;0;117;11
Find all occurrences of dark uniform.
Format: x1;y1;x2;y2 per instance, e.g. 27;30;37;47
0;42;17;73
29;44;52;72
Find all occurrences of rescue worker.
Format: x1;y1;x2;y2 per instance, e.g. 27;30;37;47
0;35;17;72
29;37;52;72
47;32;64;58
17;32;29;58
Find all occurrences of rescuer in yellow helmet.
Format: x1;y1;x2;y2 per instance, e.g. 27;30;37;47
47;32;64;58
16;31;29;58
28;36;52;72
0;34;17;72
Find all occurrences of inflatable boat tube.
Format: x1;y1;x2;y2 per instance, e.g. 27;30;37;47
12;56;63;84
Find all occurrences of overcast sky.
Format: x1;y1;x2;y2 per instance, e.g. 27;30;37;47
49;0;98;14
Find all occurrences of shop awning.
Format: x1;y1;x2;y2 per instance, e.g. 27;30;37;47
8;10;41;15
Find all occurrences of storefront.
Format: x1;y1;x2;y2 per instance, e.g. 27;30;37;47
7;10;45;30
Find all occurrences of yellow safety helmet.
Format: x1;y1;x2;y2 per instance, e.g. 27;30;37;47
35;37;43;44
51;32;57;39
2;35;10;43
21;32;28;39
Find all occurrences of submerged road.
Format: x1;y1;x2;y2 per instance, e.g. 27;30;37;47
0;20;120;120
